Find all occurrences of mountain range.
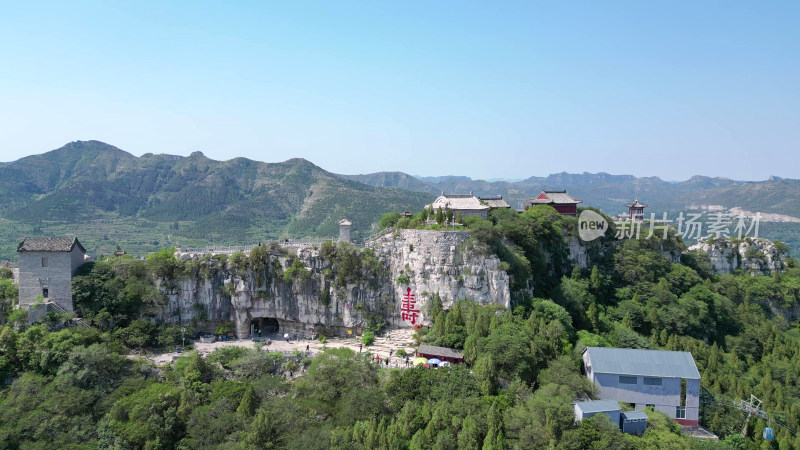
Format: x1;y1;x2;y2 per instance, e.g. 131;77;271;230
340;171;800;219
0;141;428;259
1;140;798;260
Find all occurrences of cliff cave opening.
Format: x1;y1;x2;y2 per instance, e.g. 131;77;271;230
252;317;280;336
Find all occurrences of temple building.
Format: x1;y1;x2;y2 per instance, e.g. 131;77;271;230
478;195;511;209
426;193;490;219
626;198;647;221
528;190;582;216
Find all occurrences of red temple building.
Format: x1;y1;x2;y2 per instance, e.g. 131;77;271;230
626;198;646;221
528;190;582;216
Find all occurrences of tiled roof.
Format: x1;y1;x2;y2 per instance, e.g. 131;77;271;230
530;190;582;205
418;345;464;359
17;237;85;253
428;194;489;211
626;198;647;208
574;400;621;414
479;196;511;208
585;347;701;379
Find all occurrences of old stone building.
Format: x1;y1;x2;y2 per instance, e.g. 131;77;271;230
338;219;352;243
426;193;490;219
17;237;86;314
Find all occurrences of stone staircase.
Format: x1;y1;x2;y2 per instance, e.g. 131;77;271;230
46;302;91;328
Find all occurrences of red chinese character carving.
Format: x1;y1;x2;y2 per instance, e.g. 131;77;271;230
401;287;420;324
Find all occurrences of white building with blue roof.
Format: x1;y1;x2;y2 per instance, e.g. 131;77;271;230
582;346;701;426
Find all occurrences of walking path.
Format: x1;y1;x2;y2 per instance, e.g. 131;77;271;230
136;327;418;367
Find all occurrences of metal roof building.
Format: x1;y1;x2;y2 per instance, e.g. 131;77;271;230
574;400;621;425
620;410;648;435
582;347;701;427
583;347;700;379
575;400;621;414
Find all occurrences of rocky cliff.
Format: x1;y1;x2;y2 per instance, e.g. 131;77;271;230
687;237;787;275
164;230;510;337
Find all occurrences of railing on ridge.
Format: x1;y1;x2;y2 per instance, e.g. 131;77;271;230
175;232;390;255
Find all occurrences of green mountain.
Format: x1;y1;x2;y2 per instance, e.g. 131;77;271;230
0;141;429;259
342;171;800;217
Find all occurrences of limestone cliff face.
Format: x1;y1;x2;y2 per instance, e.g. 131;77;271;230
687;237;787;275
165;230;510;337
370;229;511;318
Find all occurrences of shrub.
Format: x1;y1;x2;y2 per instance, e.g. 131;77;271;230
283;259;311;283
361;332;375;346
379;212;402;230
207;346;250;369
215;322;234;336
396;274;410;284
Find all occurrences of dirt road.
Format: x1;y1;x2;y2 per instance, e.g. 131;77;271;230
136;327;418;366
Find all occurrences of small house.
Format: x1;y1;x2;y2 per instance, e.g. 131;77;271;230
620;410;648;435
583;347;701;426
528;190;582;216
574;400;621;425
17;237;86;315
417;345;464;364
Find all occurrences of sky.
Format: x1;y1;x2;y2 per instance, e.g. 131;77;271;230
1;1;798;181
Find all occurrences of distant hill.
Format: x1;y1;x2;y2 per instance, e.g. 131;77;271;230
341;169;800;257
343;169;800;217
0;141;428;259
2;141;798;260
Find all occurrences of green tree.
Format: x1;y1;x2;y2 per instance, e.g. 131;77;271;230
237;385;258;417
436;207;445;225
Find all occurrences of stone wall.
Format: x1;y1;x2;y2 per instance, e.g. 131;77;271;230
17;249;81;313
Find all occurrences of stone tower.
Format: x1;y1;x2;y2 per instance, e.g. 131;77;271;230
338;219;352;243
17;237;86;317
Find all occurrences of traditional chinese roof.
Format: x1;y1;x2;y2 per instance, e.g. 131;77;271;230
17;237;85;253
584;347;700;379
529;190;582;205
479;195;511;208
338;219;352;226
626;198;647;208
418;345;464;360
427;194;490;211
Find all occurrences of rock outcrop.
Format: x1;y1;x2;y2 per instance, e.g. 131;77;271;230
164;230;510;337
371;229;510;313
686;237;787;275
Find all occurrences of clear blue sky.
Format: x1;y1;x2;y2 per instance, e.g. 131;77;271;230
1;1;798;181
